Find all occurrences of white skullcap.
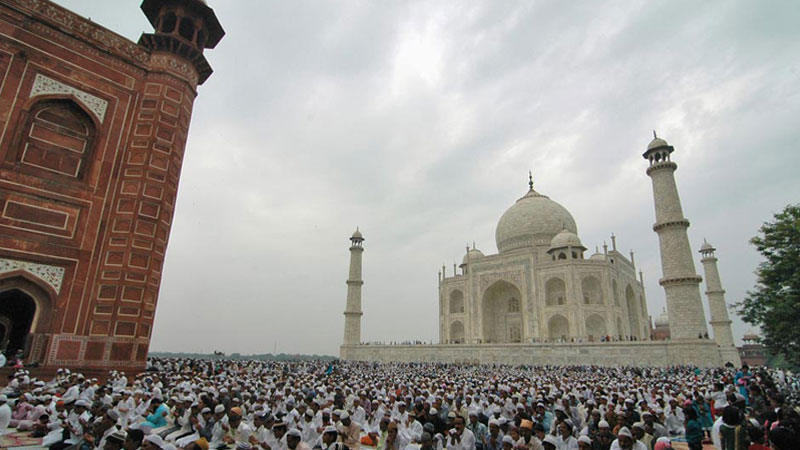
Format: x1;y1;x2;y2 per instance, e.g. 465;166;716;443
578;436;591;445
618;427;632;438
340;411;350;419
502;436;514;444
214;405;225;413
543;435;559;446
287;429;302;438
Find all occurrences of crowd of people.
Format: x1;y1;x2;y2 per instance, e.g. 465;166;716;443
0;359;797;450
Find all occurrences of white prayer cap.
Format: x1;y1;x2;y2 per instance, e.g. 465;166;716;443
502;436;514;444
632;422;644;430
618;427;632;438
323;426;338;434
0;395;7;402
598;420;609;428
305;409;314;417
578;436;591;445
75;399;89;407
201;407;212;414
340;411;350;419
543;435;559;446
287;429;302;438
236;443;252;450
145;434;164;448
214;404;225;413
488;419;500;427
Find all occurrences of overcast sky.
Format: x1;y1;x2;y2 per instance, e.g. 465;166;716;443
56;1;800;356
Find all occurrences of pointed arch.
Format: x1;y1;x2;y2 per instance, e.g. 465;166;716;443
482;280;522;343
8;97;98;181
0;273;56;361
545;277;566;306
449;321;465;344
548;315;569;341
585;314;606;341
449;290;464;313
582;276;603;305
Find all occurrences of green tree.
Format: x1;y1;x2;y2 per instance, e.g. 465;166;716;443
736;204;800;367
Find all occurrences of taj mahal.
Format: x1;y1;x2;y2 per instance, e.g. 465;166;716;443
340;134;742;367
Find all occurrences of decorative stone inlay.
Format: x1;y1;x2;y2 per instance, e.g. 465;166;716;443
658;276;703;287
479;271;522;290
149;54;199;87
14;0;149;64
0;257;65;293
652;219;691;232
646;161;678;175
30;73;107;122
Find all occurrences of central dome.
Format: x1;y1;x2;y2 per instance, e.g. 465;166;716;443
495;188;577;253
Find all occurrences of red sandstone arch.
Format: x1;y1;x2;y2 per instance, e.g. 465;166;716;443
0;272;57;361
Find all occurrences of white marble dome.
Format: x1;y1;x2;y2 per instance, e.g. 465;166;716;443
496;188;577;253
549;228;583;250
462;247;485;264
647;137;669;150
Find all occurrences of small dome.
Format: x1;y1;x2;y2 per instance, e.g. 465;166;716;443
743;329;760;342
654;308;670;328
549;228;584;251
351;228;363;239
589;252;606;261
496;188;577;253
647;137;669;150
700;239;714;251
462;247;485;264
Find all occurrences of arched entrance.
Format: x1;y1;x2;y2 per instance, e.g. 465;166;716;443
0;274;56;362
585;314;606;341
481;280;522;343
0;290;37;358
548;315;569;342
449;321;465;343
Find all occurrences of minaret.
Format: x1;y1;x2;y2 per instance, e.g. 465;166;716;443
699;240;742;364
643;133;708;340
342;228;364;348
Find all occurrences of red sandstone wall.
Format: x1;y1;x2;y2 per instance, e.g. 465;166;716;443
0;0;200;371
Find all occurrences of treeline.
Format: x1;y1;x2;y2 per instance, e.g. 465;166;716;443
149;352;337;361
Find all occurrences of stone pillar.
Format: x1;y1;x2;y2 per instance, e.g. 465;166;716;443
700;240;742;365
643;135;708;340
342;228;364;348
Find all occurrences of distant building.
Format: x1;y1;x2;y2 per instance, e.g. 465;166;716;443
341;135;740;366
0;0;223;372
738;330;768;367
652;308;671;340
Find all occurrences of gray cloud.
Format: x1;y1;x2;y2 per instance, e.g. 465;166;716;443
57;0;800;355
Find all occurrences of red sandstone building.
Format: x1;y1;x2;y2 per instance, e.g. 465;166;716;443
0;0;223;371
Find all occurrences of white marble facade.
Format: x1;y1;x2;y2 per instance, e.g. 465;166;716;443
439;184;649;345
